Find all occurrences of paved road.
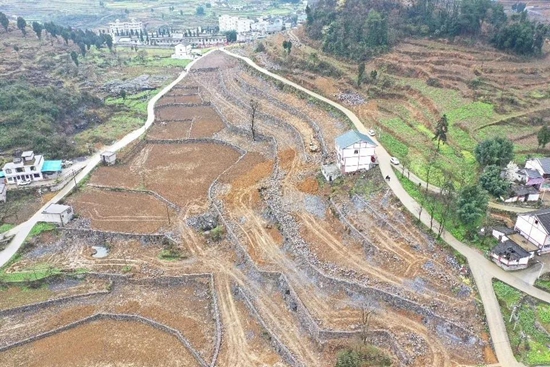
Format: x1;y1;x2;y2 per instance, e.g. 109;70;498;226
0;54;209;269
221;48;533;367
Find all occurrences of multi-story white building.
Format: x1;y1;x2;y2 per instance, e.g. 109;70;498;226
109;18;143;36
237;18;253;33
219;15;238;32
335;130;378;173
2;151;45;185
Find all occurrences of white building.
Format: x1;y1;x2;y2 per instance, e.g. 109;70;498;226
172;43;193;59
335;130;378;174
100;151;117;166
219;15;254;33
108;18;143;36
219;15;238;32
491;240;533;270
0;183;6;203
2;151;45;185
515;208;550;254
321;164;341;183
42;204;74;226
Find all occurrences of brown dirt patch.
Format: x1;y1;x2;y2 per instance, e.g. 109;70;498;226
158;93;203;105
297;176;320;194
70;188;175;233
143;143;241;207
0;320;200;367
147;120;194;140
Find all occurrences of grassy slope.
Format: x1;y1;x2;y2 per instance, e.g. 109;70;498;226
493;280;550;366
254;32;550;187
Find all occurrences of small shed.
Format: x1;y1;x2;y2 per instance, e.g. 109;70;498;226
491;240;534;271
491;226;516;242
0;183;6;203
321;164;341;183
42;204;74;226
100;151;117;166
42;160;63;179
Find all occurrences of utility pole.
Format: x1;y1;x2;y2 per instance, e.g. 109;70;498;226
250;99;259;141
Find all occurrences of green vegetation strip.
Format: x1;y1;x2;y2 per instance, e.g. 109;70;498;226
493;280;550;366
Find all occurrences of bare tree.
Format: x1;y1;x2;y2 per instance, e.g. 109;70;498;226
250;99;259;141
359;299;378;345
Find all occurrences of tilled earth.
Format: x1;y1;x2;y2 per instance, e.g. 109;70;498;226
0;51;494;367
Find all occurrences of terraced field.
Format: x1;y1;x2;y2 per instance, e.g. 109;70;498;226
0;51;493;367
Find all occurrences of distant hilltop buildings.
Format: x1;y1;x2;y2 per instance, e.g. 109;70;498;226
219;14;288;38
108;18;143;37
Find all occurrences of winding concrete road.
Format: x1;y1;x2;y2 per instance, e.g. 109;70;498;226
221;48;544;367
0;54;210;269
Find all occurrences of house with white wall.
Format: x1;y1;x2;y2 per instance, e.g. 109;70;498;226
2;151;45;185
515;208;550;254
100;151;117;166
42;204;74;226
172;44;193;59
335;130;377;174
490;240;533;270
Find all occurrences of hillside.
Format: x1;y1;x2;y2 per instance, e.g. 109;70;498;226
243;29;550;185
0;20;187;162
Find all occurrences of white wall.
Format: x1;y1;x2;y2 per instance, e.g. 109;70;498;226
336;142;376;173
42;209;74;226
491;253;529;266
515;214;549;248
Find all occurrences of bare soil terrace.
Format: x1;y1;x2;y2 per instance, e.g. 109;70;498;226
0;51;494;367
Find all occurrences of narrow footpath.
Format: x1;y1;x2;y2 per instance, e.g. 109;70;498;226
221;48;544;367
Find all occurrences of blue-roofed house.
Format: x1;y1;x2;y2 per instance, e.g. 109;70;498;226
42;160;63;179
335;130;378;174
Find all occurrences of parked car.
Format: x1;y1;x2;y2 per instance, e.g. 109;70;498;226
368;129;376;136
18;180;32;186
390;157;400;165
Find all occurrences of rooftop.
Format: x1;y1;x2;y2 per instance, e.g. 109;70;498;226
42;160;62;172
492;240;532;260
335;130;377;149
520;168;542;179
100;151;116;157
321;164;340;176
42;204;71;214
511;185;539;196
535;157;550;174
492;226;516;235
508;233;540;252
21;151;34;158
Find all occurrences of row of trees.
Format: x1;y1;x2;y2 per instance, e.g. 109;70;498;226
306;0;548;60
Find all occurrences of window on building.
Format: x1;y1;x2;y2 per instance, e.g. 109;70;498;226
30;166;36;171
5;169;11;174
16;168;23;173
7;177;13;182
354;150;359;154
34;173;40;178
535;220;539;225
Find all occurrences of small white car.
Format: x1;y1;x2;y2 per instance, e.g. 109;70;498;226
368;129;376;136
18;180;32;186
390;157;400;165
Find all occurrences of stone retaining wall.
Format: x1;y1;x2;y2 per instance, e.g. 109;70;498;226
88;184;181;212
145;138;247;156
59;228;172;247
155;101;211;109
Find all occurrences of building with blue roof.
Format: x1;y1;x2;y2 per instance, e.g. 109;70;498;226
335;130;378;174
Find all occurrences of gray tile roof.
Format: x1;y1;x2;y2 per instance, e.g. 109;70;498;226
511;185;539;196
523;208;550;233
335;130;377;149
520;168;542;179
492;240;531;260
492;226;515;235
536;157;550;174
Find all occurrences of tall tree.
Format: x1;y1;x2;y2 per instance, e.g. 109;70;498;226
438;179;456;237
456;185;488;233
103;34;113;51
474;137;514;167
479;165;511;197
357;62;366;87
70;51;79;66
32;21;43;39
17;16;27;36
433;114;449;150
0;12;9;32
537;125;550;148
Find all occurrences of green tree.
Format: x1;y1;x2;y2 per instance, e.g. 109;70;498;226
196;6;205;15
364;10;388;47
370;70;377;80
335;349;361;367
179;10;183;16
357;62;366;87
305;5;313;25
0;12;9;32
32;21;43;39
456;185;488;231
433;114;449;150
17;16;26;36
225;30;237;42
103;34;113;51
474;137;514;167
537;125;550;148
120;89;127;100
479;165;511;197
78;42;86;57
70;51;79;66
